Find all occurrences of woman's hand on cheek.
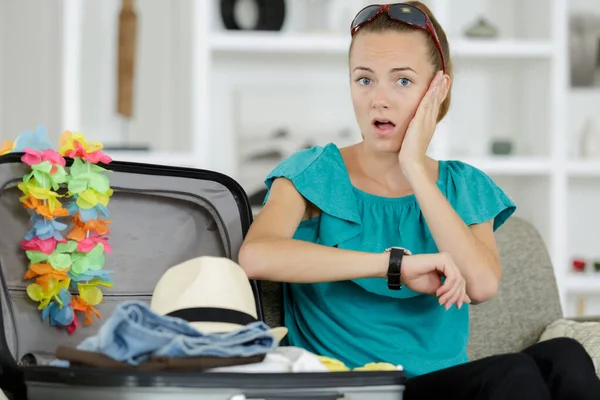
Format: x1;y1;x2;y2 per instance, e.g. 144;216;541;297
398;70;446;172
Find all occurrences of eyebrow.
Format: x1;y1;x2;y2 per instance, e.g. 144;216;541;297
353;66;417;74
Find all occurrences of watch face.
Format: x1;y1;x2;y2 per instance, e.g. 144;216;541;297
387;247;412;255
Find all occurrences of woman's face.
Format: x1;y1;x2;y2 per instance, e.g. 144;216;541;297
349;30;436;153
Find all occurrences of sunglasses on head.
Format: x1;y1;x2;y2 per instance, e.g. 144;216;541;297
350;3;446;74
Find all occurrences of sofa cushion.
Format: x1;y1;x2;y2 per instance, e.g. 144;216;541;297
539;318;600;378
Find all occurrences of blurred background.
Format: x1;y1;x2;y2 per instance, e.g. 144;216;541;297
0;0;599;318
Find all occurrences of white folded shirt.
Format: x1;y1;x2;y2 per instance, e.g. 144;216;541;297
207;346;329;373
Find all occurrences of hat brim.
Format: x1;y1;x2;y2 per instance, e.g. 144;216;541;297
187;321;288;343
270;326;288;343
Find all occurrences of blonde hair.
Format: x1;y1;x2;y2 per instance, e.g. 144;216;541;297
349;1;453;122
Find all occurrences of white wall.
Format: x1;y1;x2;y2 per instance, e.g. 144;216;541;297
0;0;63;143
568;0;600;159
566;0;600;316
0;0;192;151
77;0;192;151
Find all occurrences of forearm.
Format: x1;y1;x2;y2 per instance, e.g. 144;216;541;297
238;238;388;283
404;164;500;302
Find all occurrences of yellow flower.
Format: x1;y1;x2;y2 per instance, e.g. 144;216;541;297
78;279;113;306
58;131;103;156
18;179;63;212
27;277;71;310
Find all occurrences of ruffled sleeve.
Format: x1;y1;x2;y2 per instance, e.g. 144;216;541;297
263;144;362;246
443;161;516;231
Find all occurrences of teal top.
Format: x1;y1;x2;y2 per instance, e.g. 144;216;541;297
263;143;516;378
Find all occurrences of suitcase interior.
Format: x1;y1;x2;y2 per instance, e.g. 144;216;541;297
0;154;406;398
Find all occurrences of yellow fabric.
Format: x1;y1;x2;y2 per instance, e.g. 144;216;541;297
354;362;398;371
315;355;399;372
315;355;349;372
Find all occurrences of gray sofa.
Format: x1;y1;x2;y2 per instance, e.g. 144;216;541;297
259;217;598;363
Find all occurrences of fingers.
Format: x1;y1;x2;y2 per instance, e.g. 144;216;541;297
423;71;445;122
460;293;472;309
439;277;466;310
431;72;445;111
434;253;469;310
449;280;466;310
415;71;444;119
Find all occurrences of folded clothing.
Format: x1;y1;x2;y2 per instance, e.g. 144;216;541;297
52;300;277;367
55;346;266;371
316;355;350;372
316;355;403;372
207;346;329;373
53;346;333;373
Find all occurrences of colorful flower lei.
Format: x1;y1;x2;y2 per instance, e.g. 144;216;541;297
1;125;114;334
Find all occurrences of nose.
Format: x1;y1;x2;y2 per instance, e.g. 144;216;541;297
371;84;390;109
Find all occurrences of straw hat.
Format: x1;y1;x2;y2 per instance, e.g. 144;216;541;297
150;256;287;342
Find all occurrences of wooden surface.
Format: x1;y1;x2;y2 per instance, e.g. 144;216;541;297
117;0;136;117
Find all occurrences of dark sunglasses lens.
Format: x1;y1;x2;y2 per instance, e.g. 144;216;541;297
388;4;427;27
351;5;381;29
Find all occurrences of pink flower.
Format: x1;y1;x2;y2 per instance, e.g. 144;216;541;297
85;150;112;164
21;149;42;166
77;235;112;253
42;150;66;166
64;141;112;164
21;148;66;172
21;237;66;254
67;317;81;335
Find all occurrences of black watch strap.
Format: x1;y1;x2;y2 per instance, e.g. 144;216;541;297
387;248;405;290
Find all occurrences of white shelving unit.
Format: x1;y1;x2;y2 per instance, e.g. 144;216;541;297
565;274;600;294
209;31;555;59
193;0;578;313
568;161;600;177
55;0;600;316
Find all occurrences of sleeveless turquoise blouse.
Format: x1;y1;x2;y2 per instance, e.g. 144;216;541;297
262;143;516;378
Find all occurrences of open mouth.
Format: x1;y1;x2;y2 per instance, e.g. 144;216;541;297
372;118;396;132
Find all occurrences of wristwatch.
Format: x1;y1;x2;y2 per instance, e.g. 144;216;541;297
385;247;412;290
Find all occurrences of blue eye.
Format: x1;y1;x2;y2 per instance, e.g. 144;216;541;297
358;77;371;86
397;78;411;86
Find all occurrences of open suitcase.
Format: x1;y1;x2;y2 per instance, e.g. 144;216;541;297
0;153;407;399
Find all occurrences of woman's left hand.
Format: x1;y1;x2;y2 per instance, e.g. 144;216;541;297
398;70;447;170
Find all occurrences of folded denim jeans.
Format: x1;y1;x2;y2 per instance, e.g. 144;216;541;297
52;301;277;367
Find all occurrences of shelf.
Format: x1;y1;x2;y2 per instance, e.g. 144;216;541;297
564;274;600;294
210;32;350;54
568;161;600;177
458;157;553;175
209;32;554;59
104;151;200;168
450;39;554;58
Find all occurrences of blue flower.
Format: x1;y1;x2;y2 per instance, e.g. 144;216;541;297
68;269;114;284
41;289;75;327
14;124;53;152
66;197;109;222
24;213;68;241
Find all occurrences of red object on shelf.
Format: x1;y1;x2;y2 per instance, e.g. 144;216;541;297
572;259;586;272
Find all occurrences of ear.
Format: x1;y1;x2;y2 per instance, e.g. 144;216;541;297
439;74;451;103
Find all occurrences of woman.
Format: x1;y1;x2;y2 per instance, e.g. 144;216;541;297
238;2;600;399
